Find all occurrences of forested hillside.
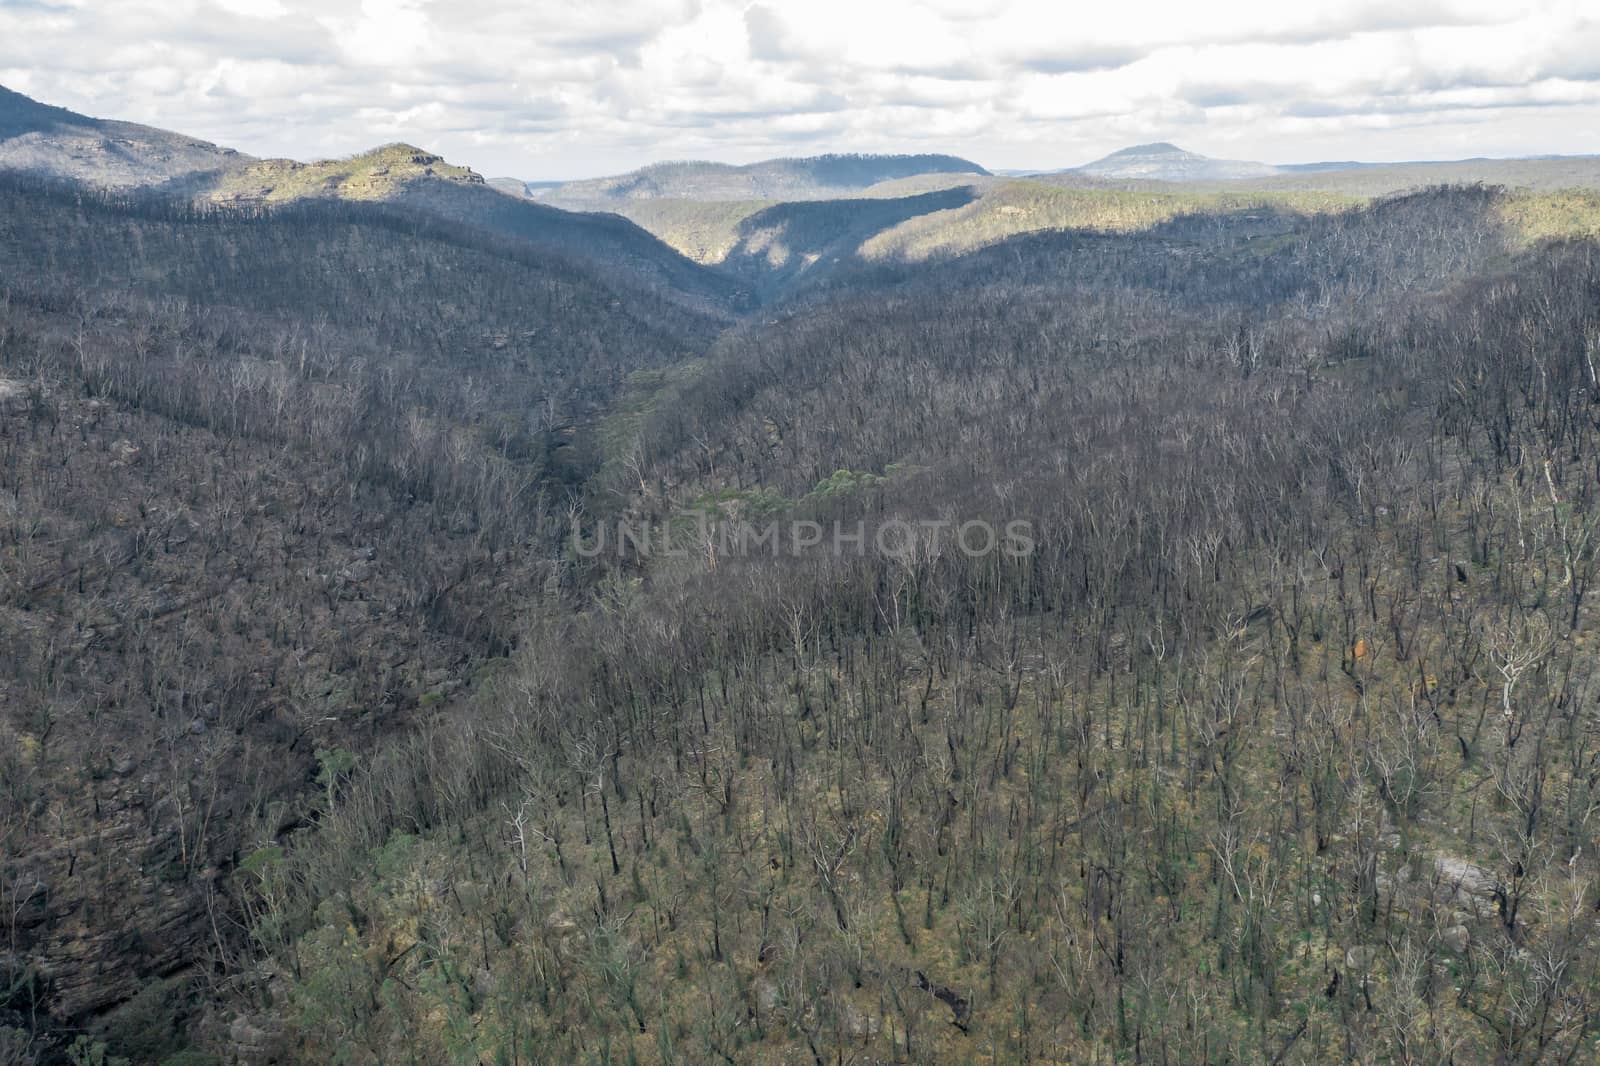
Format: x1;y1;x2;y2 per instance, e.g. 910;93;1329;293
201;154;746;311
176;184;1600;1066
5;175;1596;1064
554;175;1600;293
0;174;725;1062
6;85;1600;1065
0;86;744;312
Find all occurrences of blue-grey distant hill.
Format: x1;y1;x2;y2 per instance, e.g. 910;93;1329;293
520;153;991;207
1039;142;1600;192
1074;142;1281;181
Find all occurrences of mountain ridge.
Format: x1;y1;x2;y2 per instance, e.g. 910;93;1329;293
1074;141;1282;181
524;153;991;207
0;83;245;187
0;84;744;312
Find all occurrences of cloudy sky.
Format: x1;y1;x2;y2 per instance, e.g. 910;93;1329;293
2;0;1597;179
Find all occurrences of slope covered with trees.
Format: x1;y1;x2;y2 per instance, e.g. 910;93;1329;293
0;84;745;313
7;88;1600;1065
0;173;727;1061
124;186;1600;1066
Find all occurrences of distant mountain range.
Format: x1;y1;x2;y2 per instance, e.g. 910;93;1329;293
0;85;741;311
515;142;1600;205
4;82;1598;300
519;154;990;209
1073;142;1282;182
0;83;242;187
995;143;1600;189
7;82;1595;206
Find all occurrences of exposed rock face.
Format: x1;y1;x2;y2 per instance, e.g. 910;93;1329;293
753;978;780;1018
542;910;586;962
222;1012;287;1065
1344;945;1380;970
841;1001;880;1040
1375;859;1413;898
1433;855;1499;903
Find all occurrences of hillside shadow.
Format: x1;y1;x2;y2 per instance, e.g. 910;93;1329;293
719;186;979;296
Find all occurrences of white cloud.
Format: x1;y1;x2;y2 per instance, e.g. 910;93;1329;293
0;0;1595;177
321;0;433;67
213;0;289;18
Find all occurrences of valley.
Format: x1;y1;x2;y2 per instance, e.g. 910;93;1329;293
3;81;1600;1065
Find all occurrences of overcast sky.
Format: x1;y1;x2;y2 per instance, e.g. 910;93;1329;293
2;0;1597;179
